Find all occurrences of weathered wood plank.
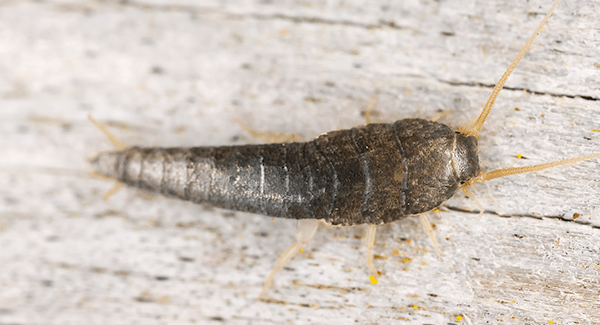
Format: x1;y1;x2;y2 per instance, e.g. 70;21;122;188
0;0;599;324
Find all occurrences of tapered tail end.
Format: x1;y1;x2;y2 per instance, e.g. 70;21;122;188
89;151;122;179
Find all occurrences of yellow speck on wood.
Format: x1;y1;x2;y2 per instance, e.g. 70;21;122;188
517;154;522;159
369;276;378;285
413;305;418;309
391;249;400;256
592;129;600;132
299;248;304;252
422;261;426;265
549;321;553;324
400;257;412;263
457;315;463;322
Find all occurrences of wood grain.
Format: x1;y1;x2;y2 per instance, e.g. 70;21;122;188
1;0;599;324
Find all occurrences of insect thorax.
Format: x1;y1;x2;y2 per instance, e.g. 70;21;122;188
451;132;480;185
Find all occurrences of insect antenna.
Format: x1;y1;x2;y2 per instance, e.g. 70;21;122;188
462;153;600;220
463;0;561;137
475;153;600;184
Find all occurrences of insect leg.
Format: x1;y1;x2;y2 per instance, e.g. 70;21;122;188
364;224;378;284
364;95;376;124
461;184;485;222
419;214;442;256
259;219;319;299
235;119;306;143
429;110;451;122
101;182;124;201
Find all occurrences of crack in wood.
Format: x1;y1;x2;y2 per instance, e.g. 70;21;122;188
443;205;598;228
438;79;600;102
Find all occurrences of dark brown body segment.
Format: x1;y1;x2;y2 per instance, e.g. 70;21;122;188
92;118;480;226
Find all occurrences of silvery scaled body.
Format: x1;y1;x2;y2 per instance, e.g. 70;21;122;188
92;118;480;226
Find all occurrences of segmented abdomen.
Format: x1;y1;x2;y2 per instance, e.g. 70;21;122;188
92;119;461;226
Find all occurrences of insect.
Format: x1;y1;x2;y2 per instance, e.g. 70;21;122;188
90;0;598;298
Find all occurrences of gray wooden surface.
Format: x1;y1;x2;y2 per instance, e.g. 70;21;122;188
1;0;600;324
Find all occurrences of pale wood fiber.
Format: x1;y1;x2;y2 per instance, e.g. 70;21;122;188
1;0;599;324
